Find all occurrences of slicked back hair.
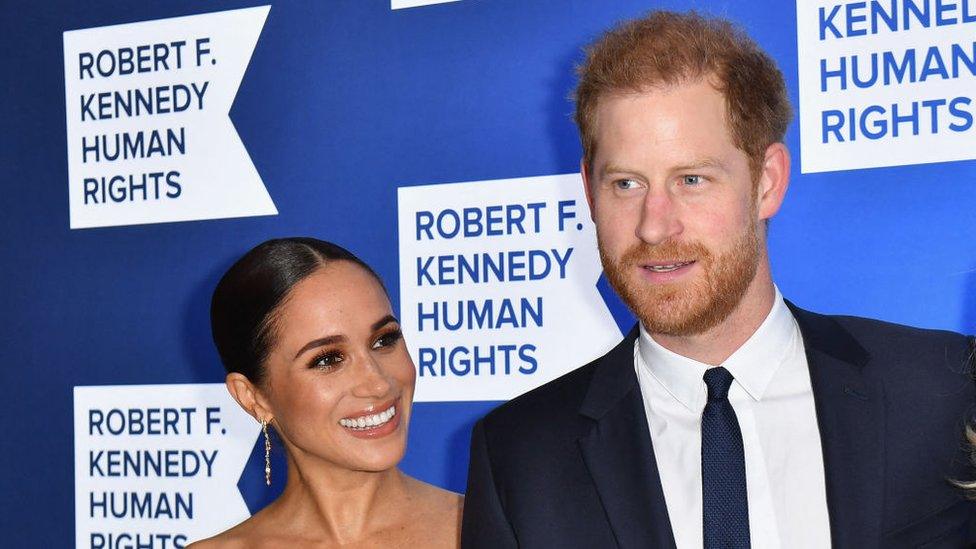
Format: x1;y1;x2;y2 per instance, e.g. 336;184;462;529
210;237;384;383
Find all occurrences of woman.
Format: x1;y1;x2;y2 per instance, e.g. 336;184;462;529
190;237;462;548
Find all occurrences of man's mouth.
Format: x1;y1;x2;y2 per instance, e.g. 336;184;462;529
339;404;397;431
643;261;695;273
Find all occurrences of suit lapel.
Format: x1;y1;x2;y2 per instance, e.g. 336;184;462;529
789;303;885;549
577;327;677;549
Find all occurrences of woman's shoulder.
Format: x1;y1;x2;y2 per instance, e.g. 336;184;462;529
404;475;464;514
185;529;247;549
185;513;268;549
371;476;460;548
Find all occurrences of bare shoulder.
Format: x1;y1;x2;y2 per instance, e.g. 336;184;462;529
404;475;464;515
400;475;464;547
185;531;246;549
185;516;261;549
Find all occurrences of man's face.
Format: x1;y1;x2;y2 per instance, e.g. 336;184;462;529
584;78;770;336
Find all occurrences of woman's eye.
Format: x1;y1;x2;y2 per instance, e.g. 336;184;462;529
372;329;403;350
310;351;343;370
682;175;703;186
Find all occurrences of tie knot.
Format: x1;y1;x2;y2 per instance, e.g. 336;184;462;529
703;367;735;401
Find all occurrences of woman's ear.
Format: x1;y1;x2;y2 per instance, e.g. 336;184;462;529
225;372;273;422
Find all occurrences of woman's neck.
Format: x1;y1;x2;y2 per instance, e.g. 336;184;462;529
265;453;410;544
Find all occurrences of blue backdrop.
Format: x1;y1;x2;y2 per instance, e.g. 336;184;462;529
2;0;975;546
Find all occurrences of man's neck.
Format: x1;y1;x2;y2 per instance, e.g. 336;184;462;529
649;271;777;366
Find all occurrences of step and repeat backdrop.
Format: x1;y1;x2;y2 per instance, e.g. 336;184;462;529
2;0;975;546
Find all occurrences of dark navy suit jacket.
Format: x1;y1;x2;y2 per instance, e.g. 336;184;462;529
461;304;976;548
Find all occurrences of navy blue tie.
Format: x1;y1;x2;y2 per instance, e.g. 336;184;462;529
702;367;750;549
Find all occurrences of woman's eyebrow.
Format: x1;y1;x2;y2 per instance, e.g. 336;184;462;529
371;314;399;331
294;334;345;359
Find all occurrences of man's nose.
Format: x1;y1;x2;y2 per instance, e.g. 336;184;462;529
635;187;683;245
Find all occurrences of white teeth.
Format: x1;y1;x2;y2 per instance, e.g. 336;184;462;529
647;262;690;273
340;405;397;431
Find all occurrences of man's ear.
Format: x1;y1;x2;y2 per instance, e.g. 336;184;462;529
756;142;790;221
225;372;273;423
581;158;596;221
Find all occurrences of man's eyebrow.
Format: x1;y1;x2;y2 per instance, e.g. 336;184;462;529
294;334;345;359
601;164;640;177
600;158;729;178
671;157;729;172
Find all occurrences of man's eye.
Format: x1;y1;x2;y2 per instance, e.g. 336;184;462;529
682;175;703;186
614;178;640;190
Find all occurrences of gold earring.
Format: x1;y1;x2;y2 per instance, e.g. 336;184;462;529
262;419;272;486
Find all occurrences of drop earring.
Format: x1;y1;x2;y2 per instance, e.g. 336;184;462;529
262;419;271;486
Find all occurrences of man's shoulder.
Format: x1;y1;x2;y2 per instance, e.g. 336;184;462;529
795;305;973;382
816;310;971;354
478;330;636;442
482;353;601;429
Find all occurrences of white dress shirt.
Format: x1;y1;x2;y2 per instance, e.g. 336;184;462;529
634;288;832;549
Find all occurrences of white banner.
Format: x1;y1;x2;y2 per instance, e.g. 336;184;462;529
398;173;621;402
63;6;276;228
392;0;461;9
74;384;260;548
797;0;976;173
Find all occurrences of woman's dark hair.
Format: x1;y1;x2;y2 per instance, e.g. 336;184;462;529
210;237;384;383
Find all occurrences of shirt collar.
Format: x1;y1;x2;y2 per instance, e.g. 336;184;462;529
637;286;798;412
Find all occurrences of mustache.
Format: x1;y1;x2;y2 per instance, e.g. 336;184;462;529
619;239;712;265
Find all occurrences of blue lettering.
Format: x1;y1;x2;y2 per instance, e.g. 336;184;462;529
519;344;538;374
965;0;976;22
852;53;878;87
415;211;433;240
922;98;947;132
418;348;437;376
557;200;577;231
822;110;846;143
528;250;551;280
891;101;920;137
846;2;869;36
952;42;976;78
508;251;526;281
485;205;503;236
820;5;843;39
872;0;899;33
506;204;526;234
416;256;434;286
553;247;573;278
883;48;917;85
496;300;518;329
474;346;495;375
949;97;974;130
527;202;545;232
418;301;438;331
860;105;888;139
437;255;455;285
920;46;950;81
821;57;847;92
905;0;931;29
463;207;483;237
90;450;105;476
449;347;469;376
936;0;959;25
437;209;460;239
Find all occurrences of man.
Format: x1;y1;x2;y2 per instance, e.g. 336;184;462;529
461;11;976;549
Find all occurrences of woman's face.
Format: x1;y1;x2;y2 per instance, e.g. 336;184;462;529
259;261;415;472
